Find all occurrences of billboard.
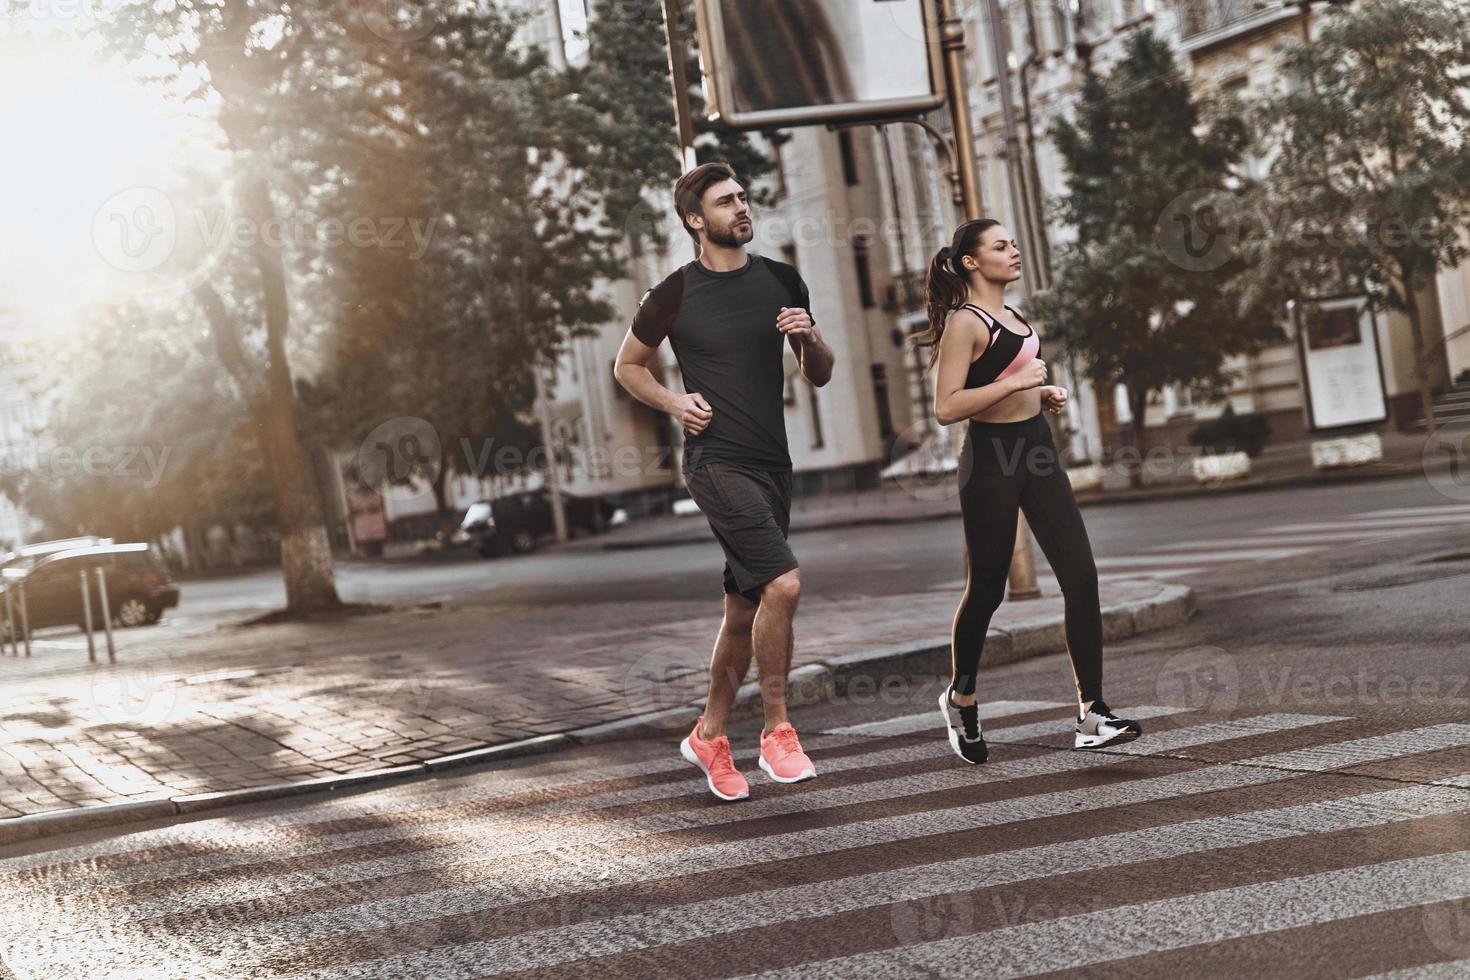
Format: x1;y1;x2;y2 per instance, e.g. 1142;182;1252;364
1293;295;1389;431
694;0;945;129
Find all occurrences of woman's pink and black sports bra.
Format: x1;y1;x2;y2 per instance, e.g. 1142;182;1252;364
961;303;1040;389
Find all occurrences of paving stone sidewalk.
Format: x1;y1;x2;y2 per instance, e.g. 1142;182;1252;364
0;577;1186;825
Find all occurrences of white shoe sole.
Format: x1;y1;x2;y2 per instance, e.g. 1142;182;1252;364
939;690;985;764
680;736;748;801
1074;728;1141;750
758;753;816;783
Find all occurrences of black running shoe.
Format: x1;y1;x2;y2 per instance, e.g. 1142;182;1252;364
1074;699;1142;749
937;684;988;764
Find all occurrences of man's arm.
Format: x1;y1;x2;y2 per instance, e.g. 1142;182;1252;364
612;332;712;437
779;308;835;387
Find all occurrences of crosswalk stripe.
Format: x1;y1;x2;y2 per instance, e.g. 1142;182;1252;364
1;712;1344;953
0;701;1060;880
14;709;1187;904
292;782;1470;979
1140;530;1401;552
822;700;1064;736
1272;515;1470;533
737;850;1470;979
1355;505;1470;519
1097;550;1313;566
33;719;1465;975
1358;962;1470;979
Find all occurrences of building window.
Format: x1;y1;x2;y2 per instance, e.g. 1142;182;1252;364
780;242;798;270
853;236;876;309
838;129;859;186
871;364;894;440
771;141;789;199
807;382;825;449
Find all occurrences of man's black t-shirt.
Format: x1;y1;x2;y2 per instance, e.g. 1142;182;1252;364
631;254;814;473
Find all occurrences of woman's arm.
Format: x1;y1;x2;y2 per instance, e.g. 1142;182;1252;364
931;310;1024;426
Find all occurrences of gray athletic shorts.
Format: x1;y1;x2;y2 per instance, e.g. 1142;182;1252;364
684;461;798;603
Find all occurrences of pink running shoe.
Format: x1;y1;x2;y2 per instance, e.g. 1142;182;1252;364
680;716;750;801
758;722;816;783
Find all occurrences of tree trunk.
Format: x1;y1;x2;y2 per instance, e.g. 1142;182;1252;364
1401;273;1437;435
430;448;457;543
1127;386;1149;489
239;172;343;612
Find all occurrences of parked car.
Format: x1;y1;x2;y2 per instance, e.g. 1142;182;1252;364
452;490;625;557
1;543;180;637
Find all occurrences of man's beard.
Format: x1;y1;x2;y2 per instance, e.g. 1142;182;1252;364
705;217;754;248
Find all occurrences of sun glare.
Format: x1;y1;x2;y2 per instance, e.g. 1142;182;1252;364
0;40;216;334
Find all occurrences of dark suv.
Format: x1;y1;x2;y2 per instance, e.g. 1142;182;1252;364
2;543;180;636
452;489;621;557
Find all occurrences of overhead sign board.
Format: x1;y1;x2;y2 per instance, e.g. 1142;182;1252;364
694;0;945;129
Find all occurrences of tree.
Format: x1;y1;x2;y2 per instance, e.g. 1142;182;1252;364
1251;0;1470;434
570;0;783;254
1028;29;1282;487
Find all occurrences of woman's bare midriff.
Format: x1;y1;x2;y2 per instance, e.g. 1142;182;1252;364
970;385;1040;424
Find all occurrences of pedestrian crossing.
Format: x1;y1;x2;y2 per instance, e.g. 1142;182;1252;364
2;701;1469;978
930;501;1470;587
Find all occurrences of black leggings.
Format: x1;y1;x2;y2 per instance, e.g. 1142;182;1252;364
950;412;1103;703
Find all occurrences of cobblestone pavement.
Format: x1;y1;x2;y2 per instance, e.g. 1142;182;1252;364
0;578;1177;819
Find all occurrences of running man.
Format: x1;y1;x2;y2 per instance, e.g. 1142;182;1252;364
613;162;836;801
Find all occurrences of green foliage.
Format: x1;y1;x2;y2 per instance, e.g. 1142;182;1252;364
1026;29;1282;483
1187;404;1271;457
1249;0;1470;311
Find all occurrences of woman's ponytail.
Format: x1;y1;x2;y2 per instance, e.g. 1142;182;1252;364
909;219;1000;371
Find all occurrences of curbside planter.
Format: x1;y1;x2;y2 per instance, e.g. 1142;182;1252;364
1067;463;1105;493
1191;450;1251;483
1311;433;1383;469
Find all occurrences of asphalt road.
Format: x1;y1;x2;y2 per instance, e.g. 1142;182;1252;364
1;477;1467;977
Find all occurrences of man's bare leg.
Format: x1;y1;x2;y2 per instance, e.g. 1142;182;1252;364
698;592;758;740
752;568;800;735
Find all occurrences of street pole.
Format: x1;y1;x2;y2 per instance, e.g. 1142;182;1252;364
946;0;1041;600
662;0;699;488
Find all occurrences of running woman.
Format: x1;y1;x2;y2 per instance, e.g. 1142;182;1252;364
915;218;1142;764
613;162;836;800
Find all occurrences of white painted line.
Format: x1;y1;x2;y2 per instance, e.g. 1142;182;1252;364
305;783;1470;979
739;850;1470;979
822;700;1065;737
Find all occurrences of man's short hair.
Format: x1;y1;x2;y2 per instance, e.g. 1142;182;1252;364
674;162;739;245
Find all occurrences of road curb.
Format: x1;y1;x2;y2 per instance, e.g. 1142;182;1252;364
0;584;1194;848
594;459;1445;551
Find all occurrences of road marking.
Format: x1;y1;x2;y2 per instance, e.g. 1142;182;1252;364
738;850;1470;979
301;783;1470;979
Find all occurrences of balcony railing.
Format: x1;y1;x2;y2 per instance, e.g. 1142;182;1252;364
1176;0;1288;41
